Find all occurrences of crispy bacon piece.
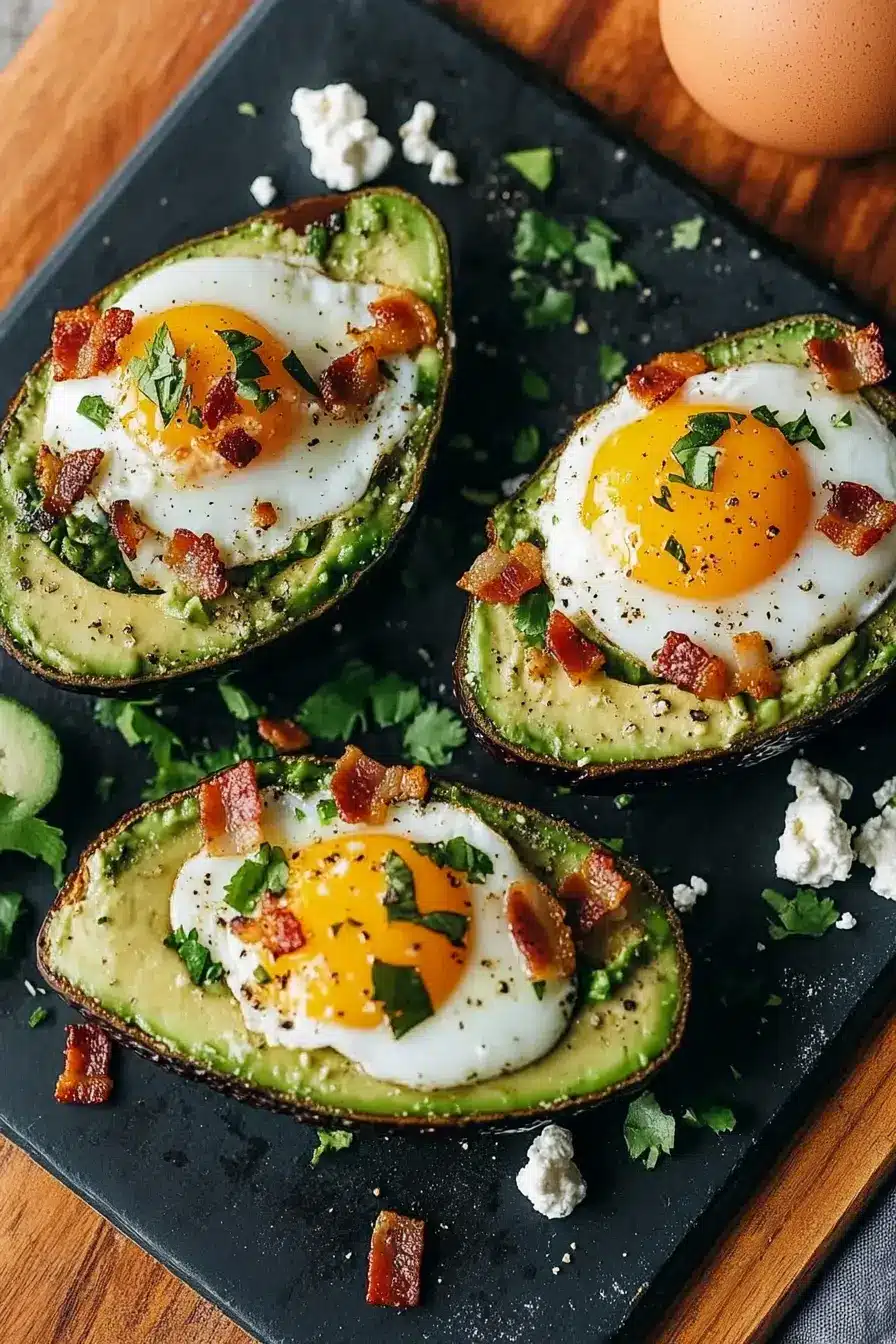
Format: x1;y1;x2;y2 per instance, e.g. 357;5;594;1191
164;528;228;600
505;879;576;981
51;304;133;381
43;448;104;519
457;542;543;605
545;610;605;684
202;373;240;430
35;445;61;498
232;893;306;959
805;322;889;393
109;499;149;560
330;746;428;826
525;646;554;681
252;501;278;530
351;288;438;358
655;631;728;700
256;717;311;751
199;759;263;856
367;1211;425;1308
216;425;262;468
816;481;896;556
319;344;381;416
559;848;631;936
731;632;781;700
626;349;707;409
54;1024;113;1105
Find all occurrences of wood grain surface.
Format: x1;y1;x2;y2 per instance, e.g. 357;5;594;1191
3;1;896;1341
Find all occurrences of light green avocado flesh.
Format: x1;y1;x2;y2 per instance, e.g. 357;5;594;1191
0;191;450;684
464;316;896;767
41;760;685;1120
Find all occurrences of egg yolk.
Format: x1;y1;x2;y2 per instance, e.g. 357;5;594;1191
582;402;812;599
260;833;472;1029
116;303;302;472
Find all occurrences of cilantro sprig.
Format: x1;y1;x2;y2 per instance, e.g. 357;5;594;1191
624;1091;676;1169
413;836;494;883
751;404;825;450
683;1104;736;1133
129;324;186;426
402;704;466;767
670;216;705;251
0;796;65;885
0;891;24;959
761;887;840;940
216;328;278;411
164;926;224;986
310;1129;354;1166
225;842;289;915
669;411;742;491
574;217;638;292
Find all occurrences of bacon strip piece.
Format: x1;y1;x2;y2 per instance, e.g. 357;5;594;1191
816;481;896;556
202;373;240;430
545;610;605;684
805;322;889;393
506;879;576;981
655;631;728;700
626;349;707;409
330;746;428;825
559;848;631;936
457;542;543;605
216;425;262;468
54;1024;113;1105
232;893;306;958
109;500;149;560
51;304;133;381
367;1211;425;1308
256;717;311;751
43;449;104;519
319;344;381;416
164;528;228;600
731;632;781;700
200;759;264;856
351;288;438;358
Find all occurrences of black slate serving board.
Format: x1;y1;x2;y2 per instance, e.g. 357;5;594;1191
2;1;896;1341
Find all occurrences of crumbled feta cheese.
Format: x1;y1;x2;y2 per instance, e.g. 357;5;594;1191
671;875;707;913
430;148;462;186
835;911;857;930
249;174;277;207
873;777;896;809
774;758;854;888
515;1124;586;1219
398;100;462;185
291;82;393;191
857;803;896;900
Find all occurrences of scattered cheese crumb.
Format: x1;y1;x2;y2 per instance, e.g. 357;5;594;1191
23;980;36;997
398;101;462;185
774;758;854;888
873;777;896;809
430;148;462;186
672;875;707;913
291;83;392;191
249;174;277;208
516;1125;586;1219
835;911;857;930
574;316;590;335
749;247;762;261
856;793;896;900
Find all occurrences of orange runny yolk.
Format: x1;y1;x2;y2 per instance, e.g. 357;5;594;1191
256;834;472;1029
581;401;812;599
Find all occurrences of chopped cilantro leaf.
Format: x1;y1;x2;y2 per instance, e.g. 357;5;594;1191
652;484;674;512
614;793;633;809
670;216;705;251
683;1104;736;1133
282;349;320;398
669;411;734;491
521;368;550;402
503;147;554;191
0;796;65;885
76;395;114;430
574;218;638;292
512;425;541;465
831;411;852;428
381;849;468;946
512;585;551;648
598;344;626;384
664;535;689;573
310;1128;353;1166
751;404;825;450
624;1091;675;1168
129;323;186;426
403;703;467;767
0;892;24;959
164;926;224;986
218;676;262;722
512;210;575;265
216;328;275;408
369;673;423;729
317;797;338;824
298;660;376;739
254;964;271;984
28;1006;49;1028
600;836;625;854
372;959;433;1038
225;842;289;914
761;887;839;939
533;980;546;1000
237;101;259;117
413;836;494;883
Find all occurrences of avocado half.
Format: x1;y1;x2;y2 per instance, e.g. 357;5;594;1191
0;188;452;692
456;314;896;790
37;755;689;1129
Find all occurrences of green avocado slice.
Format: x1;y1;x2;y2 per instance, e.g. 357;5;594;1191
36;756;689;1128
455;313;896;788
0;189;452;692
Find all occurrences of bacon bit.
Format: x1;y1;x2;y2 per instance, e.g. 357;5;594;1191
232;893;306;959
816;480;896;556
525;646;554;681
256;717;311;751
731;632;781;700
655;631;728;700
506;879;576;981
51;304;133;381
560;848;631;936
319;344;381;416
54;1024;113;1105
367;1210;425;1308
545;610;605;684
457;542;543;605
43;448;104;518
805;322;889;393
331;746;428;826
351;288;438;358
216;425;262;468
202;373;240;430
199;759;263;856
252;501;278;530
626;349;708;409
109;499;149;560
35;445;61;498
164;528;228;600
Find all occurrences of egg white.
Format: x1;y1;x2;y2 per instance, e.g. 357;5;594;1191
43;255;422;589
541;362;896;665
169;790;576;1091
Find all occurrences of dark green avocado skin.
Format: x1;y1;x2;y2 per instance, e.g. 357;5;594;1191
454;315;896;792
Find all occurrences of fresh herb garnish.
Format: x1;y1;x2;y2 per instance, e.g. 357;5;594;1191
403;703;467;767
371;959;434;1038
512;585;552;648
28;1006;49;1028
225;842;289;914
751;404;824;449
187;405;203;428
615;793;633;809
510;271;575;329
369;673;423;729
237;101;258;117
761;887;840;940
413;837;494;883
669;411;734;490
574;217;638;292
298;660;377;739
253;964;272;984
0;892;24;959
76;395;114;430
164;926;224;986
310;1128;354;1166
624;1091;676;1168
129;323;187;426
0;796;65;885
218;675;262;722
512;425;541;465
512;210;575;265
670;216;705;251
216;328;277;410
600;836;625;854
598;344;626;384
317;797;338;824
282;349;320;399
652;484;674;512
503;147;554;191
533;980;546;1000
683;1104;736;1133
831;410;852;428
521;368;550;402
381;850;469;946
664;535;689;573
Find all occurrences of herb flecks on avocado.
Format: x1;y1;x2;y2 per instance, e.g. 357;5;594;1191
164;926;224;987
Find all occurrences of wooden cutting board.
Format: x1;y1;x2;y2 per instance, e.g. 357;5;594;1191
2;2;896;1341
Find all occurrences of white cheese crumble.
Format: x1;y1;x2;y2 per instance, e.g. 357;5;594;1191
835;911;857;930
856;801;896;900
249;174;277;207
515;1124;586;1219
671;875;707;913
774;758;854;888
873;776;896;809
291;83;393;191
398;100;462;185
